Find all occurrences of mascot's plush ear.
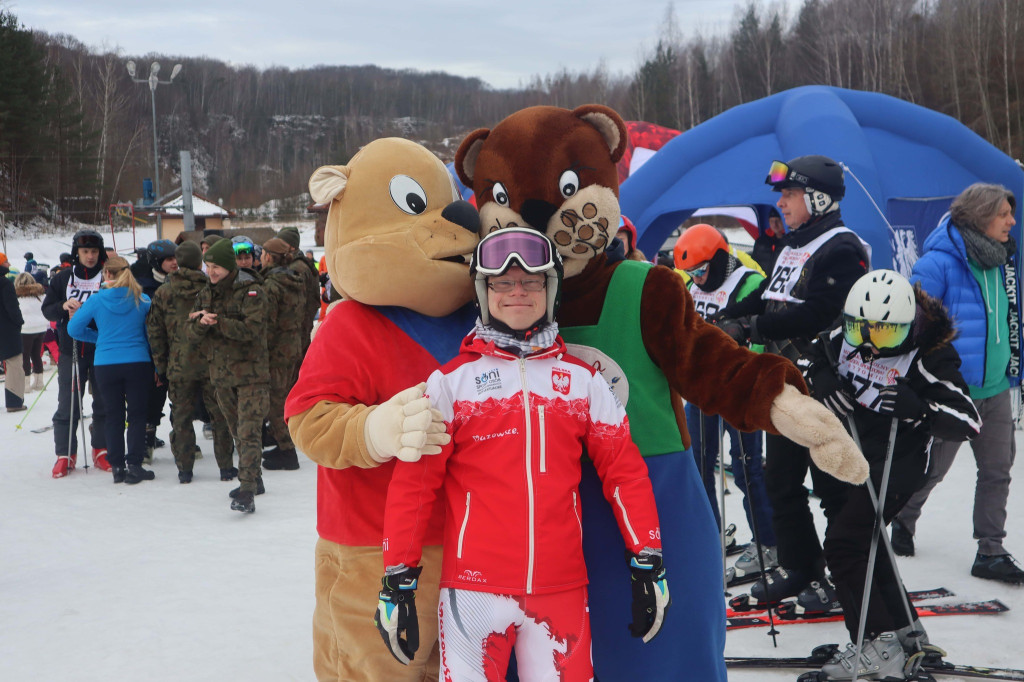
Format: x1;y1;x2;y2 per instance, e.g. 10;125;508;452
573;104;628;164
454;128;490;188
309;165;351;204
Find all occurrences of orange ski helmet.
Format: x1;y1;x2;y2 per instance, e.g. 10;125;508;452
673;224;727;272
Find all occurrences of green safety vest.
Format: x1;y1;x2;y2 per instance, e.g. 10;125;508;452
560;261;684;457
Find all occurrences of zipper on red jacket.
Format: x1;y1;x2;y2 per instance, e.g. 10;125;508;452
519;358;536;594
573;491;583;542
457;491;471;559
538;405;546;473
614;486;640;546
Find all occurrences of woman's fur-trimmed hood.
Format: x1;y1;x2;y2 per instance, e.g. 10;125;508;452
913;283;957;355
16;281;45;297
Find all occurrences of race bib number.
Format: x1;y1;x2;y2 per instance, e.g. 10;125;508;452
838;341;916;411
66;272;102;303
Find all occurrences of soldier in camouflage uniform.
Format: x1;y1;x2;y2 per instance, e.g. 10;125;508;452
187;238;269;513
277;228;320;355
146;241;235;483
258;238;306;471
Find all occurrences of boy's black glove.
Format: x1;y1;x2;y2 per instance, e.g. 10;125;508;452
714;316;751;345
876;379;925;419
374;565;423;665
809;365;856;418
627;549;671;643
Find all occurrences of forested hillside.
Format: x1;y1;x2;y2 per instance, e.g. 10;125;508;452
2;0;1023;226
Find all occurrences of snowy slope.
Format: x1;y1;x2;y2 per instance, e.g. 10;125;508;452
1;224;1022;681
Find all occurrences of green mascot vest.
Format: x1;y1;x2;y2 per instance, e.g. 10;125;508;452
560;261;684;456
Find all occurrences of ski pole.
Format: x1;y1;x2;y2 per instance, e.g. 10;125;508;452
718;416;727;593
735;429;779;645
14;369;58;430
66;341;79;468
850;417;898;682
79;360;91;471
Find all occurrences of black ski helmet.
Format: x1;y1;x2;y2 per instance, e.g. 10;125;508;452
70;229;107;266
24;252;33;260
766;155;845;218
469;228;563;329
147;239;177;271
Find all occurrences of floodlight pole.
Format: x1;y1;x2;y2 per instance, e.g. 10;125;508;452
127;60;182;240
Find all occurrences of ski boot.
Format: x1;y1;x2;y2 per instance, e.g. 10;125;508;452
726;545;778;586
777;578;841;620
746;564;818;608
815;632;910;681
52;455;75;479
723;523;747;557
898;619;947;672
92;448;112;472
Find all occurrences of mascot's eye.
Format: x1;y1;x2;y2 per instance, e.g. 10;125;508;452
389;175;428;215
492;182;510;206
558;170;580;198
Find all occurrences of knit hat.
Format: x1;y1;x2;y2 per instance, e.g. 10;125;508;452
263;238;291;256
0;252;8;267
176;241;203;270
203;238;237;272
201;234;223;247
277;228;300;250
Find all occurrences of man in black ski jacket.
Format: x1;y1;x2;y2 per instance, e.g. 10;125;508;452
714;155;870;607
41;229;111;477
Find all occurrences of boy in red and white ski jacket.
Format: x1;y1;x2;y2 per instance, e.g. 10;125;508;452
383;331;661;596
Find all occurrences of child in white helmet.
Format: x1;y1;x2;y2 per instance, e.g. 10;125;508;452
802;269;980;681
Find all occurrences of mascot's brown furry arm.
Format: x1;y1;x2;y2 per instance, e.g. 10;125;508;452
455;104;867;681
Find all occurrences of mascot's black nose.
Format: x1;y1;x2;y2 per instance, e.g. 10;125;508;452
520;199;558;232
442;200;480;233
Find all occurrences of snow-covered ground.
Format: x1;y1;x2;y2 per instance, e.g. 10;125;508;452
2;223;1023;680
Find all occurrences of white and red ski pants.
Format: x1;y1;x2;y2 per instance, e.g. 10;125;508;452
438;586;593;681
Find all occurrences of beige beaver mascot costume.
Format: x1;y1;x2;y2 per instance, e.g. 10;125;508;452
454;105;868;681
285;138;480;681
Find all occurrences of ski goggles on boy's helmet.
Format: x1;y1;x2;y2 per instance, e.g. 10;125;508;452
472;228;555;276
842;314;913;351
231;236;254;255
684;262;710;279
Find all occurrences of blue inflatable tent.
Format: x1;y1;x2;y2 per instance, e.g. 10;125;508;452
620;86;1024;273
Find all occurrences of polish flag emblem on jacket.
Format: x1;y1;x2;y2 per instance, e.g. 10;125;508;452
552;368;571;395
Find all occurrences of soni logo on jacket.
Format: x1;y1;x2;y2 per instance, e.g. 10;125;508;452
474;368;502;394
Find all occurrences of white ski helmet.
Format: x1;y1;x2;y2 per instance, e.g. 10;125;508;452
844;269;916;324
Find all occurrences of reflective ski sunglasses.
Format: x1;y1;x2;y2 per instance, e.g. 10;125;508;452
685;262;710;279
842;314;912;350
475;228;555;275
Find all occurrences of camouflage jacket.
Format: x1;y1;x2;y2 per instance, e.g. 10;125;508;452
288;255;321;332
187;268;268;387
147;268;210;381
262;265;306;367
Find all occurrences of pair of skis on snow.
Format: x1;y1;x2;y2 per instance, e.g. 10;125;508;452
726;586;1008;629
725;586;1019;679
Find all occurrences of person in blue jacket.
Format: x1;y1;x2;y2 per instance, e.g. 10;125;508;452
68;255;155;485
892;182;1024;585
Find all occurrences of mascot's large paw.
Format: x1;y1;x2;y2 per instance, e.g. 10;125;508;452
364;383;451;463
769;384;869;484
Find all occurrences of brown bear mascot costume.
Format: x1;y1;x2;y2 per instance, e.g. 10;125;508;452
454;105;868;681
286;137;480;682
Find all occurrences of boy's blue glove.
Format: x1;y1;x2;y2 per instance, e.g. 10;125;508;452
374;565;422;665
627;549;671;643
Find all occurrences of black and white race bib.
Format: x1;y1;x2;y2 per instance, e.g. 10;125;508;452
689;266;753;319
837;340;917;411
65;271;102;304
763;227;862;305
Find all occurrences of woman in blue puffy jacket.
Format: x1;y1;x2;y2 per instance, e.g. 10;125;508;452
68;256;155;485
893;183;1024;584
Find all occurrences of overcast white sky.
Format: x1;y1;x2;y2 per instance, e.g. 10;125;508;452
12;0;741;89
